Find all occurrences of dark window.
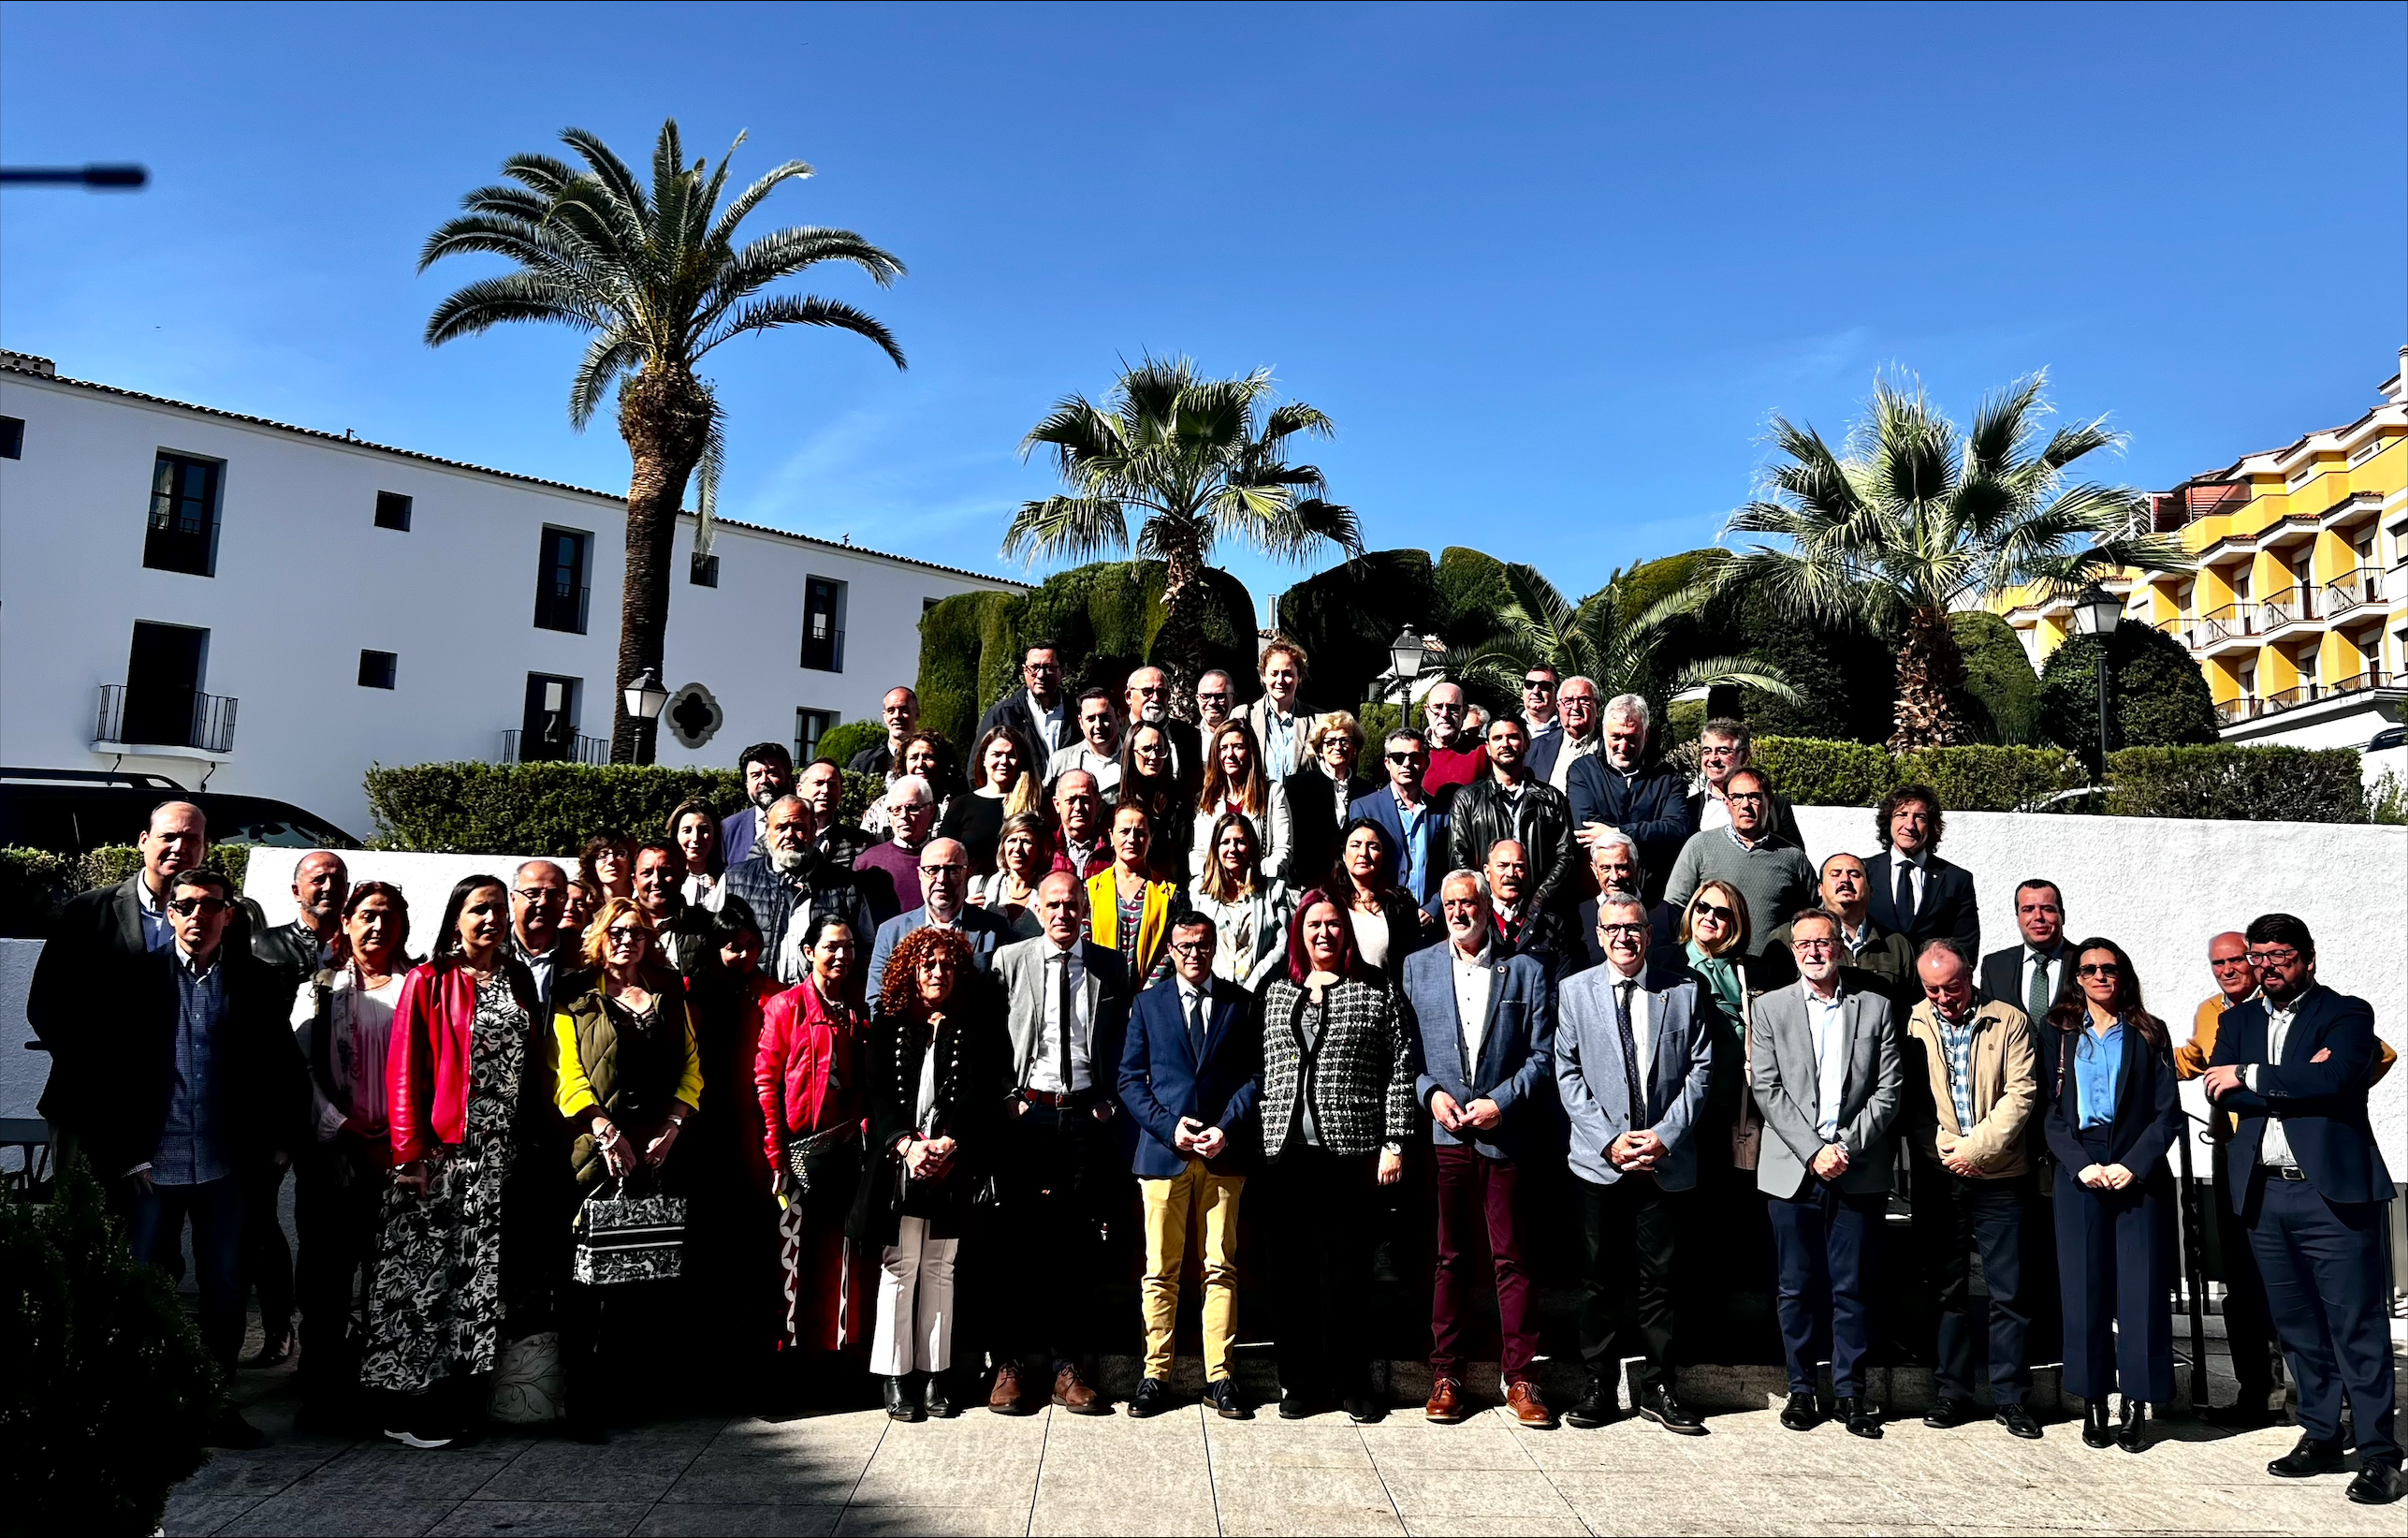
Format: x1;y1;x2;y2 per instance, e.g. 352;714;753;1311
533;527;591;633
121;622;209;746
144;452;222;576
922;596;940;614
691;550;720;587
374;491;413;531
801;577;846;671
358;650;398;689
520;674;581;762
0;416;22;459
795;708;837;765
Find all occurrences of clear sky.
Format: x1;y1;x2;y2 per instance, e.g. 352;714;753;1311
4;2;2401;615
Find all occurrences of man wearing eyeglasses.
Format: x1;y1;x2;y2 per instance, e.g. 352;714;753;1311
1421;681;1483;799
1759;853;1914;1003
508;859;577;1015
1566;694;1696;902
1686;719;1801;845
976;640;1071;776
1349;728;1451;908
1751;907;1903;1440
1192;670;1237;735
1554;892;1712;1434
2203;915;2404;1505
1527;675;1604;792
868;837;1013;983
1662;769;1816;958
1124;666;1202;796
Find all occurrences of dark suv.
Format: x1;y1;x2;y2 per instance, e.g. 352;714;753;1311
0;768;361;856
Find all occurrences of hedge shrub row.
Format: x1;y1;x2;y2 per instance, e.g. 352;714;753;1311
2106;745;2370;824
362;762;884;856
1;844;254;937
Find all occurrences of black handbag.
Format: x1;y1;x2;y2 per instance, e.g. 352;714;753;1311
781;1126;861;1196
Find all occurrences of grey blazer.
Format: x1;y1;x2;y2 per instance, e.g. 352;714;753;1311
1555;965;1714;1191
1750;979;1902;1199
993;935;1130;1090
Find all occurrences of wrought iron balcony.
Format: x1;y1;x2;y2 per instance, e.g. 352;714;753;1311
94;682;239;754
533;579;590;635
497;727;607;765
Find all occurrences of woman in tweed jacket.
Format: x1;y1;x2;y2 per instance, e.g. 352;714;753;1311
1256;889;1417;1422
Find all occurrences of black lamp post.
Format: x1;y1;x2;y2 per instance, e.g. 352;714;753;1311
1388;628;1425;727
621;666;670;764
2069;583;2121;774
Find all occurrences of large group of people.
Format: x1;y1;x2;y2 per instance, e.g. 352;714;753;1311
22;635;2401;1507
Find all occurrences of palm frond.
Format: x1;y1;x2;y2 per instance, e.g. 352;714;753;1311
695;293;905;367
1002;495;1131;563
424;272;598;345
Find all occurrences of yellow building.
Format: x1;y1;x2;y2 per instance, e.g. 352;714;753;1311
2000;346;2406;765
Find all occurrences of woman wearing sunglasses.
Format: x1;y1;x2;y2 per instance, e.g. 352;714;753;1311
2041;936;2179;1454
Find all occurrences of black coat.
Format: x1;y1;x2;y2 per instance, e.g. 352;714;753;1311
2042;1018;2179;1179
1282;767;1374;889
849;989;1012;1245
1863;849;1979;960
1448;773;1577;915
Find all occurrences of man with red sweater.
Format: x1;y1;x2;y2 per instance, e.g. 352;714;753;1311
1422;681;1482;802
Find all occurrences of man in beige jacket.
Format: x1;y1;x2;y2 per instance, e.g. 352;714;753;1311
1902;941;2042;1439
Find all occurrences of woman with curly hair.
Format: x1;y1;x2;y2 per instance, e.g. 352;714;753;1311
852;924;1007;1421
580;832;634;905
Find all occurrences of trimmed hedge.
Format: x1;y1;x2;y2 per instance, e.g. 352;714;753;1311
1750;738;1896;807
362;762;885;856
1;844;255;938
813;719;883;768
2107;745;2369;824
1749;739;2082;813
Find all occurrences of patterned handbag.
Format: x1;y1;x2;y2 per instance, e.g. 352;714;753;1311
572;1177;687;1285
781;1125;860;1196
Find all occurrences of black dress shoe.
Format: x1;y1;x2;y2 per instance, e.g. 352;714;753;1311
2346;1461;2407;1505
1128;1378;1171;1419
2203;1398;2276;1430
883;1375;924;1423
1565;1376;1617;1429
2116;1398;2148;1454
923;1371;956;1419
1838;1395;1883;1440
1639;1382;1705;1436
1923;1396;1975;1429
1204;1378;1249;1420
1996;1402;2044;1440
1342;1393;1386;1425
1779;1391;1822;1432
2081;1399;2113;1449
1277;1387;1317;1420
2268;1433;2345;1477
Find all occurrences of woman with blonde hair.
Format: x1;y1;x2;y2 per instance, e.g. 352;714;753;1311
972;811;1051;936
1189;719;1290;881
940;725;1042;881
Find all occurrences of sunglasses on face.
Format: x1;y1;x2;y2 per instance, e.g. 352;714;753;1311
1522;679;1555;694
1691;902;1735;923
2077;962;2120;978
168;897;228;916
1386;752;1422;765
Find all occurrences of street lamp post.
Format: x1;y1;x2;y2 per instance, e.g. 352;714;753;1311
621;666;671;764
2069;583;2121;776
1388;628;1425;733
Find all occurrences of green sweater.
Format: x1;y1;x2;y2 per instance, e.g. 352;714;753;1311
1662;828;1817;957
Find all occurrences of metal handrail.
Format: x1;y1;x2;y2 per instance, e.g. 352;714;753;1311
497;727;607;765
92;682;239;754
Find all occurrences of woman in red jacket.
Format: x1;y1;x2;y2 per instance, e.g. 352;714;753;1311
360;873;550;1450
754;910;871;1384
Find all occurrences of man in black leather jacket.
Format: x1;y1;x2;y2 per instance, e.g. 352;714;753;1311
1446;715;1575;917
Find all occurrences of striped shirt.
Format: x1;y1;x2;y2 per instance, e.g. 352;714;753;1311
1934;1004;1977;1132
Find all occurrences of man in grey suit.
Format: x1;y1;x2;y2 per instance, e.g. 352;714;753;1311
985;874;1131;1415
1556;893;1715;1435
1752;906;1904;1440
866;838;1014;984
1401;870;1557;1428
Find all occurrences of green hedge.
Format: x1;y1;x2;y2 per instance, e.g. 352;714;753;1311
1750;738;1897;807
362;762;885;856
813;719;883;768
1;844;255;937
1750;739;2082;813
2107;745;2369;824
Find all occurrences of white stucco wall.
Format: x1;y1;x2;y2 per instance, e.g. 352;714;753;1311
1792;806;2407;1171
0;370;1020;836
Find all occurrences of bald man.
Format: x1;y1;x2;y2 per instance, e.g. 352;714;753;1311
1422;681;1482;798
868;836;1014;982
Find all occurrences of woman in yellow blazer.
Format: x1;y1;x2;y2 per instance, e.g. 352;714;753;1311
1087;800;1181;989
551;896;704;1443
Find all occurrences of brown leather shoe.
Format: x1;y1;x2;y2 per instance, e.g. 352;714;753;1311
1506;1381;1556;1429
1052;1363;1106;1414
989;1363;1032;1415
1424;1376;1468;1424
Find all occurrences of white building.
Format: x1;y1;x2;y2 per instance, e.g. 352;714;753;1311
0;351;1024;836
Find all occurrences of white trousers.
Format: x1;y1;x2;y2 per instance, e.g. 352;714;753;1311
869;1215;957;1376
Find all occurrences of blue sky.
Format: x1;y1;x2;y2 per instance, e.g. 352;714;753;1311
4;2;2401;614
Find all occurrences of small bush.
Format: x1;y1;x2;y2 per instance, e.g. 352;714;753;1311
2039;620;2218;769
2369;770;2406;827
813;719;883;768
839;769;882;827
0;847;76;937
1751;737;1896;807
1897;745;2087;813
364;762;747;856
73;844;252;897
1;1155;219;1534
2108;745;2369;824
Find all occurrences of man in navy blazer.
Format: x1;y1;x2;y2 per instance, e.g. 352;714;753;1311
1116;913;1261;1421
1861;784;1979;959
1349;726;1450;907
1564;695;1694;903
865;838;1013;982
1401;869;1557;1428
2205;914;2403;1505
719;740;795;872
1554;891;1714;1436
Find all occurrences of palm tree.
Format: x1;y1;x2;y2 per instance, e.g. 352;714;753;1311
1442;561;1798;717
1722;374;2188;751
1004;357;1363;713
420;120;906;762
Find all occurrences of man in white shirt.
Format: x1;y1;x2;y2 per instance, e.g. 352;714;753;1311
1529;674;1603;790
988;873;1131;1417
1193;669;1236;735
1044;688;1124;801
1243;640;1318;782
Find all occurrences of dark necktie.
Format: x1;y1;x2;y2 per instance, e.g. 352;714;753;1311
2026;949;2052;1022
1614;978;1647;1128
1187;989;1207;1062
1055;951;1076;1090
1893;859;1917;930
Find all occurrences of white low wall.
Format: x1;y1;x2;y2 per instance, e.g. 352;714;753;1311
1792;806;2407;1171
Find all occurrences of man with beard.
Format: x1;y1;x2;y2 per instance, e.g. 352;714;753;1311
719;795;871;984
1126;666;1203;798
721;741;795;870
633;840;716;976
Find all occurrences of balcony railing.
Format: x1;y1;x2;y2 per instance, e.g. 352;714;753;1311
801;624;847;674
2320;569;2383;621
2169;577;2385;652
94;682;239;754
533;580;590;635
2215;666;2394;726
497;728;608;765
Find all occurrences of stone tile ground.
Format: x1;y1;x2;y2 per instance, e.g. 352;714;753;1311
168;1356;2407;1538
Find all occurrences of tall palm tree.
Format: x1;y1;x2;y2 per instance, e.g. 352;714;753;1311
1442;561;1797;716
1722;374;2187;751
1005;357;1363;713
420;120;906;762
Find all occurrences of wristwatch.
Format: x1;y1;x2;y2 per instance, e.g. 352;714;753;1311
1381;1141;1403;1156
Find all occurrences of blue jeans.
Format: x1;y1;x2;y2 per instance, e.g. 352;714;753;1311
128;1174;246;1370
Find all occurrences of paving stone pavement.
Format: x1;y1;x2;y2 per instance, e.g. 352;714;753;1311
168;1370;2408;1538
